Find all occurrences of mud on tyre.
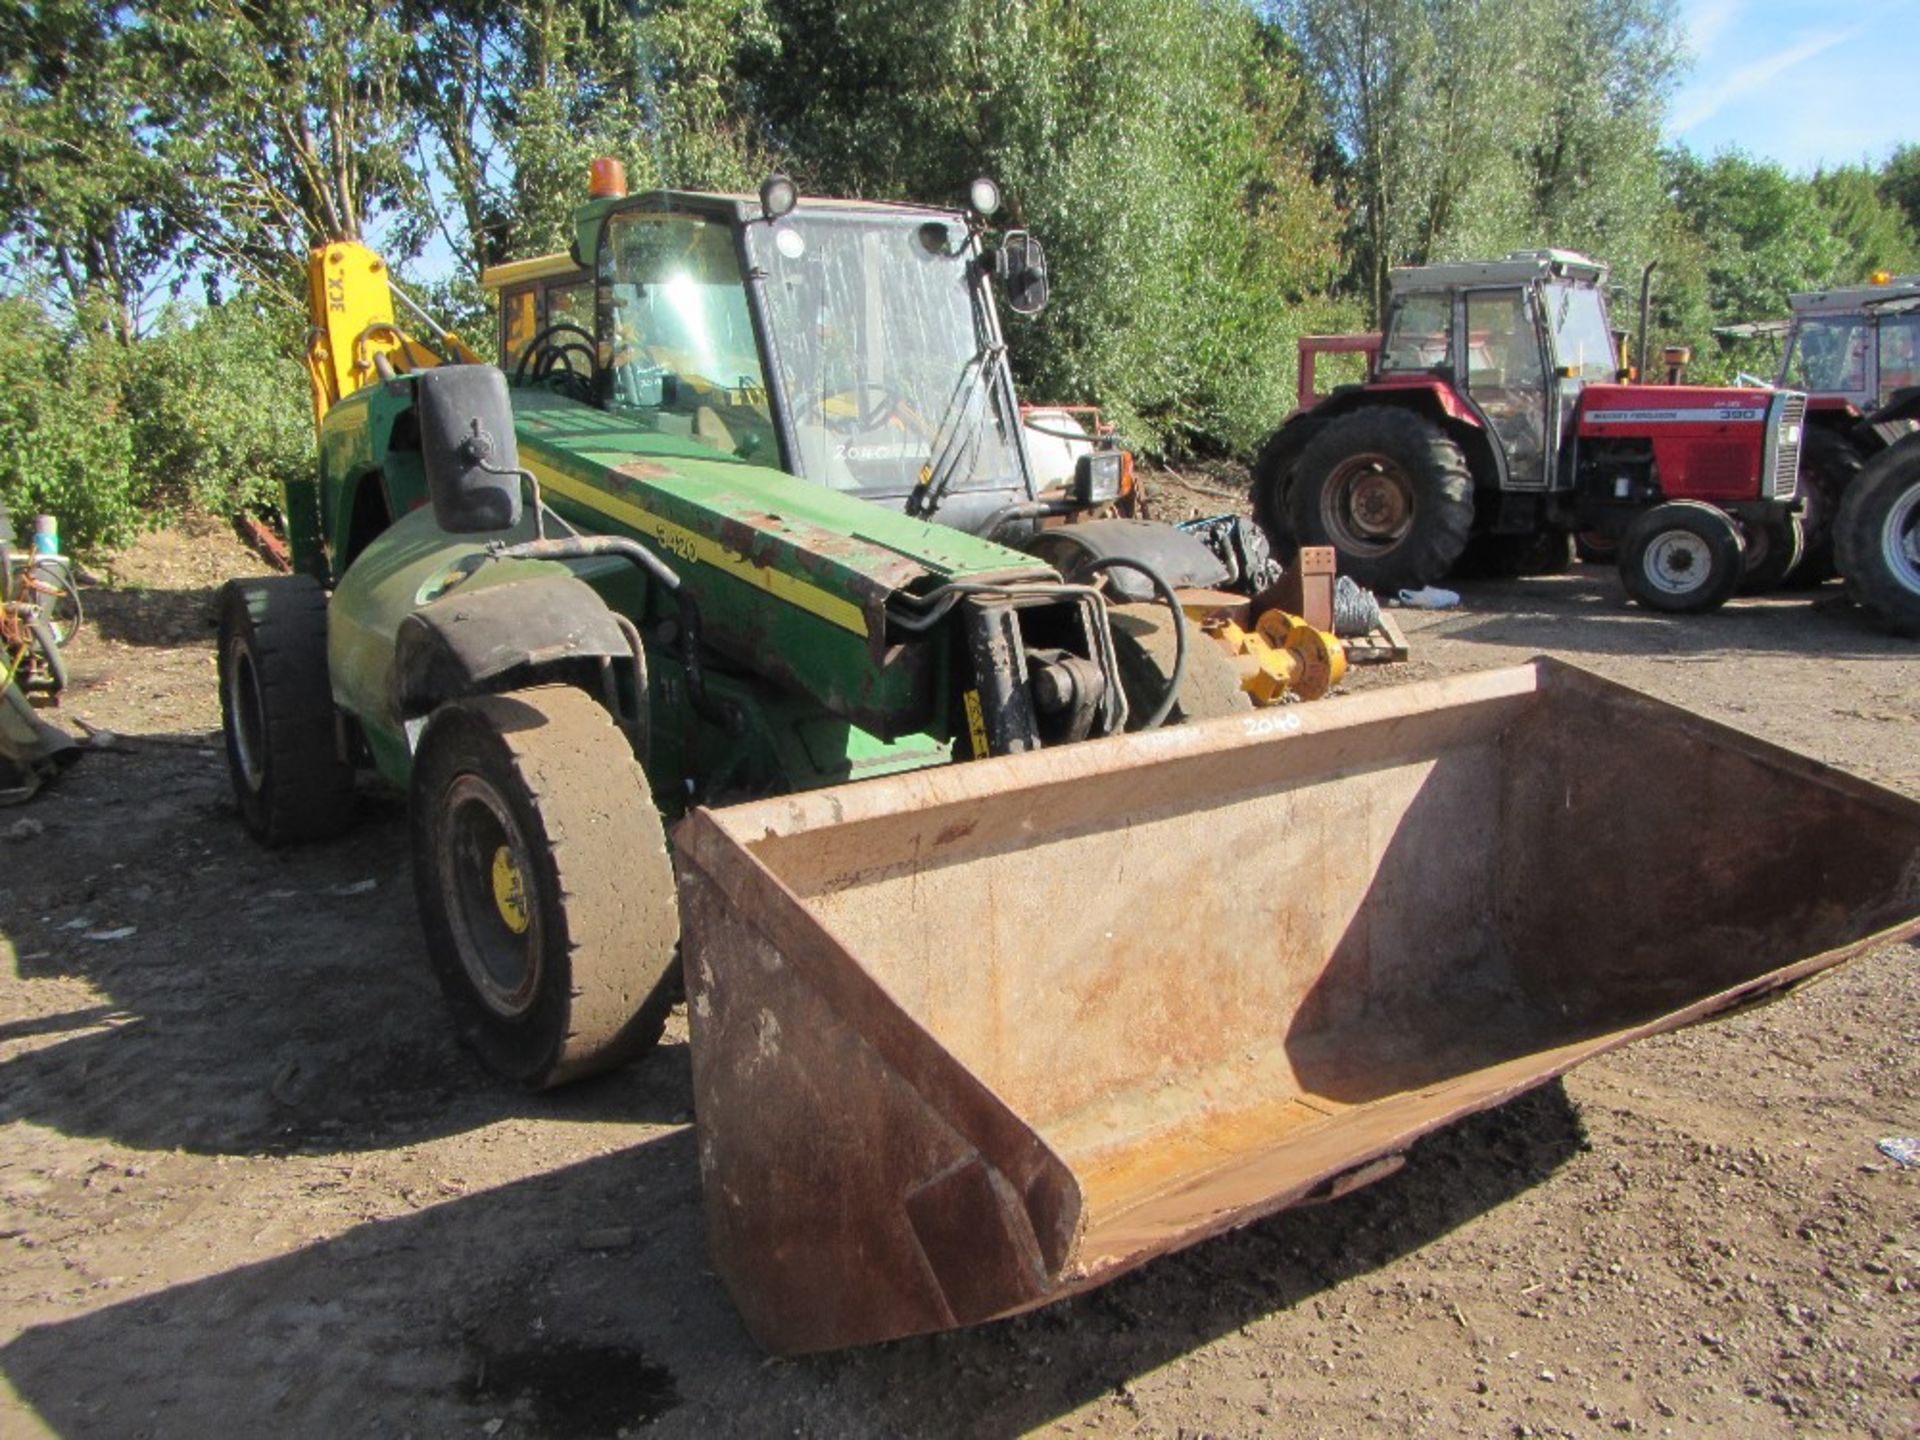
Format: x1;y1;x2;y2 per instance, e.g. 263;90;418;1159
410;684;681;1088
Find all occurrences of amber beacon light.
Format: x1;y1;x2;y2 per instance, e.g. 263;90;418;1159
589;157;628;200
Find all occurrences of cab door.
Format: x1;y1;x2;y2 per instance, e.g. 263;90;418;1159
1459;287;1550;489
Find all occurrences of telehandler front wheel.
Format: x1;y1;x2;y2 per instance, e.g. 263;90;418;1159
410;685;680;1089
217;576;356;845
1618;501;1744;614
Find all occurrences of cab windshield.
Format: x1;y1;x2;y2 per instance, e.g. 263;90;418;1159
746;211;1023;498
1784;316;1870;396
1544;283;1616;381
603;212;778;462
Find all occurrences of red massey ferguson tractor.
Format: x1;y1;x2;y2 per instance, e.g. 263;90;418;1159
1253;250;1808;613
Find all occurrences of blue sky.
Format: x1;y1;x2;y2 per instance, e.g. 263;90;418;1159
1667;0;1918;172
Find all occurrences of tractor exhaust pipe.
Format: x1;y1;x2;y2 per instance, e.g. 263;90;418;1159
1637;262;1658;382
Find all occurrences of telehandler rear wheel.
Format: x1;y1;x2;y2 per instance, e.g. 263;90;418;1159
1107;603;1251;727
410;685;681;1089
217;576;356;845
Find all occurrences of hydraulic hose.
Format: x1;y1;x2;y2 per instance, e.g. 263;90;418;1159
1079;554;1187;730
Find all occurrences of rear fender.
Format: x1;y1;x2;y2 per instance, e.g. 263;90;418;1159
390;574;635;726
1274;384;1501;500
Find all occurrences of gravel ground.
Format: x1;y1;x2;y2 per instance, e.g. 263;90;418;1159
0;510;1915;1439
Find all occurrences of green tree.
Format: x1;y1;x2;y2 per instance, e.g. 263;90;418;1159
750;0;1343;453
0;2;182;342
1813;165;1920;281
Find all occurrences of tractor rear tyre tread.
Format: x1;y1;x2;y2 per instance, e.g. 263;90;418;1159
1107;603;1251;728
217;576;356;845
410;685;681;1089
1250;416;1328;559
1618;501;1745;614
1833;442;1920;637
1791;427;1863;586
1289;408;1474;593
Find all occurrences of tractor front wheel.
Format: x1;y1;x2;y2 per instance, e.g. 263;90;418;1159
1289;408;1474;593
217;576;356;845
1618;502;1745;614
410;685;681;1088
1834;441;1920;637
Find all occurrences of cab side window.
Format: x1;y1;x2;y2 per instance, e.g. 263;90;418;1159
501;288;538;370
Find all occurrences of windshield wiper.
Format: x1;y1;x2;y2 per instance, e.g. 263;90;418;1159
908;342;1004;521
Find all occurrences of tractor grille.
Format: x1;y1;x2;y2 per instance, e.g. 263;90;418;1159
1766;393;1807;499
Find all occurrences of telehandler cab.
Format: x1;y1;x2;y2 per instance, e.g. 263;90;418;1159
220;172;1920;1353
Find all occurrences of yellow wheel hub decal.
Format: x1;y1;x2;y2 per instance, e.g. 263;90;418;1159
490;845;531;935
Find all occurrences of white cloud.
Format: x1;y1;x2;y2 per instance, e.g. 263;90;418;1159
1671;25;1865;134
1684;0;1743;61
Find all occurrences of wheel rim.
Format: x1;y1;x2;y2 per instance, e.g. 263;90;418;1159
1320;453;1415;556
437;773;543;1019
224;637;268;792
1882;484;1920;593
1643;532;1712;596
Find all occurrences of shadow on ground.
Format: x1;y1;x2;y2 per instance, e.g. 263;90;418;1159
0;1083;1587;1439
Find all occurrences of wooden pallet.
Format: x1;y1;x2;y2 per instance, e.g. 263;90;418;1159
1342;608;1409;665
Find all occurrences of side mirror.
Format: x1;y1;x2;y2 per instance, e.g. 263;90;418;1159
997;231;1049;316
416;365;524;534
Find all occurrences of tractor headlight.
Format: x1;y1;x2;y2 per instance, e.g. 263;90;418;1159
969;176;1002;218
1074;451;1126;505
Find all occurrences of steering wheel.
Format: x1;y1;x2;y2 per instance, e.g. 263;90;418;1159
794;380;923;432
514;322;599;396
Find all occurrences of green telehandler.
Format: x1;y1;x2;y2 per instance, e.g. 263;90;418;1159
221;167;1920;1355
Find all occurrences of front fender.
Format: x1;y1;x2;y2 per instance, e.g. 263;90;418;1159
391;574;632;722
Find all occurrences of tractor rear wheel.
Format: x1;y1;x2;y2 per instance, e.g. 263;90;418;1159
1107;604;1251;727
1737;511;1805;593
217;576;356;845
1289;408;1473;593
410;685;680;1088
1791;427;1863;586
1618;501;1745;614
1834;440;1920;637
1250;416;1329;559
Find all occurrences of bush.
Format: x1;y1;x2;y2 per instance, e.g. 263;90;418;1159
0;297;142;552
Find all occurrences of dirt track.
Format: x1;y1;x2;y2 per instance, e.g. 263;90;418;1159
1;514;1916;1438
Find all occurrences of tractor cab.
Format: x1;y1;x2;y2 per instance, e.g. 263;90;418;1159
483;175;1101;541
1778;275;1920;414
1376;249;1619;492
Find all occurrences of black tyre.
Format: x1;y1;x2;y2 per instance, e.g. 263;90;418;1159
1249;416;1328;559
218;576;356;844
1573;530;1618;565
1107;603;1251;728
1791;427;1863;586
1618;501;1745;614
411;685;681;1088
1833;440;1920;638
1736;511;1805;593
1289;408;1474;592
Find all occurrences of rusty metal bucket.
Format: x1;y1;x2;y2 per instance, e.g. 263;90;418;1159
672;659;1920;1355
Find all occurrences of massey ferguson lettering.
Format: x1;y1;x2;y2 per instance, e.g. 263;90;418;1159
1586;407;1766;424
